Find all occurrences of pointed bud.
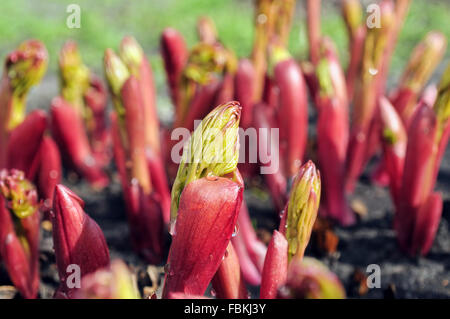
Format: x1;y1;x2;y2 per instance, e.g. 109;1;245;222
260;230;288;299
400;32;446;93
52;185;110;297
171;101;241;223
211;242;248;299
119;36;161;155
379;97;407;206
315;38;353;225
120;76;152;193
74;259;140;299
160;28;188;108
104;49;130;106
317;38;348;106
119;36;144;76
380;97;407;152
391;32;446;125
401;104;437;209
106;40;161;191
271;49;308;177
34;136;62;210
284;161;321;260
278;257;346;299
162;177;243;298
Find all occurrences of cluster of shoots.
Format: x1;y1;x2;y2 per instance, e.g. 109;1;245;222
0;0;449;300
104;36;170;263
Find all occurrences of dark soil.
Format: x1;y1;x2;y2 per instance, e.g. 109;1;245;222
0;75;449;299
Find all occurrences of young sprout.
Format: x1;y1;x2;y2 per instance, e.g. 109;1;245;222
283;161;321;260
170;101;241;224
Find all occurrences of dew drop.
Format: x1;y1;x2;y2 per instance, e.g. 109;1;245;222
169;219;177;236
210;289;217;297
224;249;229;258
356;132;365;142
368;68;378;75
206;174;218;181
49;170;58;179
232;224;239;237
257;14;267;24
5;233;13;244
84;155;95;167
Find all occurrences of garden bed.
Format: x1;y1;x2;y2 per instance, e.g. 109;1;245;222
0;75;449;299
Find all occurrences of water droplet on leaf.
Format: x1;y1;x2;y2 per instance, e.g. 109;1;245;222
169;219;177;236
368;68;378;75
232;224;239;237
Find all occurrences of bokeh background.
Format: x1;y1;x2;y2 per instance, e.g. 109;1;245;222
1;0;450;299
1;0;450;118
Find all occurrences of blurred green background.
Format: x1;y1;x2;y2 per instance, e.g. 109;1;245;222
1;0;450;104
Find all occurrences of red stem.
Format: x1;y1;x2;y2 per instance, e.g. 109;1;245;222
260;230;288;299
